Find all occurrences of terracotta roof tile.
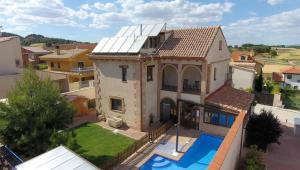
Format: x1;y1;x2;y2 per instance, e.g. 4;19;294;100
205;85;254;113
281;67;300;74
158;26;220;58
231;51;254;62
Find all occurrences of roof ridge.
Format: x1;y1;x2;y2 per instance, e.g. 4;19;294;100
168;25;220;31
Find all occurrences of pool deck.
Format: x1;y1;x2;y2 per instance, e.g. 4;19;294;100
116;126;200;170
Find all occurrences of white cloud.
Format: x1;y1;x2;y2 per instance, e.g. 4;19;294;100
223;8;300;45
88;0;234;29
267;0;285;5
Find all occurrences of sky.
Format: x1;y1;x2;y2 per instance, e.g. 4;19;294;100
0;0;300;45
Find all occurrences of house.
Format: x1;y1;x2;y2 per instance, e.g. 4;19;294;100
0;36;23;75
262;64;291;81
90;23;254;135
281;67;300;90
40;46;94;91
21;46;52;66
0;70;69;99
231;51;255;62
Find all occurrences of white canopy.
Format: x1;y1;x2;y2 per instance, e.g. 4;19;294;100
14;146;99;170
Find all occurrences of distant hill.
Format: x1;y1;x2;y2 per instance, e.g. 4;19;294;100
0;32;87;47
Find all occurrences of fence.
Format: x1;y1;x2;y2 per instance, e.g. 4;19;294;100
100;121;173;170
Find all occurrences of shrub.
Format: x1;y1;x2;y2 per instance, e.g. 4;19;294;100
88;99;96;109
239;145;265;170
246;110;283;151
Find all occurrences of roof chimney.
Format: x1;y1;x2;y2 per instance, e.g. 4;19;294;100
55;45;60;55
140;24;142;36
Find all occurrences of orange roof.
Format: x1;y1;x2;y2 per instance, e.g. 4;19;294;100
205;85;254;113
231;51;254;62
282;67;300;74
208;111;246;170
158;26;220;58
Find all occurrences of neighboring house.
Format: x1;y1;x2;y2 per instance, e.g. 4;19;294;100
262;64;291;81
22;46;52;66
0;36;23;75
40;46;94;91
230;62;256;90
0;70;69;99
281;67;300;90
230;51;263;90
90;24;254;134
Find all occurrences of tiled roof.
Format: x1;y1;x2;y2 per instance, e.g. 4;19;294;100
282;67;300;74
40;49;88;59
205;85;254;113
22;46;51;54
231;51;254;62
158;26;220;58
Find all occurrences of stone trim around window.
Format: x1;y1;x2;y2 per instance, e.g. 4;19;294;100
109;96;125;114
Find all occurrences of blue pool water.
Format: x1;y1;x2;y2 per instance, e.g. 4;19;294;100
140;134;223;170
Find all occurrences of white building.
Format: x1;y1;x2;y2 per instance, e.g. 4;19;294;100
0;36;23;75
230;62;256;90
282;67;300;90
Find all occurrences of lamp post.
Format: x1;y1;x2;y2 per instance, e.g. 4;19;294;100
175;123;179;152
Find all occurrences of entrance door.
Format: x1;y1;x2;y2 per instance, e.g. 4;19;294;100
161;103;171;122
180;102;200;130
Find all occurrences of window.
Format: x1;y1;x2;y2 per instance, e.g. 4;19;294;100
57;62;61;69
149;37;158;48
287;74;292;79
119;65;128;82
294;86;298;90
214;68;217;81
297;80;300;83
78;62;84;68
204;111;235;128
240;55;247;61
15;59;20;66
110;98;123;112
147;65;154;81
50;62;54;68
219;40;222;51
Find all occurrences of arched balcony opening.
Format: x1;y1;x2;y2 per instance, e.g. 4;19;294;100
161;65;178;92
182;66;201;94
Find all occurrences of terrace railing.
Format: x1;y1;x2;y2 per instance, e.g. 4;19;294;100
71;67;94;73
100;121;173;170
161;85;177;92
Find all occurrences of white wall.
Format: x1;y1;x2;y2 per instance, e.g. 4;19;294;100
283;73;300;90
0;37;22;75
209;60;229;94
232;67;255;90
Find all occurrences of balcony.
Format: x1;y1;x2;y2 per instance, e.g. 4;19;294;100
182;81;200;94
71;67;94;74
162;84;177;92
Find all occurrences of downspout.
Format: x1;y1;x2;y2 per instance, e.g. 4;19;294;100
140;59;144;131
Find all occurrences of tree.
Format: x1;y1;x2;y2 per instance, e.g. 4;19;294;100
246;110;283;151
238;145;265;170
281;86;296;109
255;69;263;92
0;68;75;157
270;50;277;57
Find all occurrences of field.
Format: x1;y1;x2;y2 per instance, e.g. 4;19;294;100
255;48;300;66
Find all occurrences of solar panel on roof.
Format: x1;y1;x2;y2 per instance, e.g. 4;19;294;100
118;37;135;53
109;37;127;53
149;23;165;36
115;26;129;37
128;36;148;53
123;25;138;37
101;37;118;53
92;38;109;53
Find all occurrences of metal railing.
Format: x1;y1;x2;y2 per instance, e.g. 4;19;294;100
100;121;173;170
162;85;177;92
71;67;94;73
182;85;200;94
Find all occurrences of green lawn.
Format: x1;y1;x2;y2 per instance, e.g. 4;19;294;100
66;123;135;166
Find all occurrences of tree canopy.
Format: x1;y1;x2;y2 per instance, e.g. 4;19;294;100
246;110;283;151
0;68;75;157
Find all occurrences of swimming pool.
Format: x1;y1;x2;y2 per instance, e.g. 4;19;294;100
140;133;223;170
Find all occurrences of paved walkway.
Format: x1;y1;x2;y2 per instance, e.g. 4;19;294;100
266;125;300;170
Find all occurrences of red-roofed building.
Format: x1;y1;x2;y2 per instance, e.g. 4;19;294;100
281;67;300;90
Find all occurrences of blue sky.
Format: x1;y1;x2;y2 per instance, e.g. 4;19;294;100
0;0;300;45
